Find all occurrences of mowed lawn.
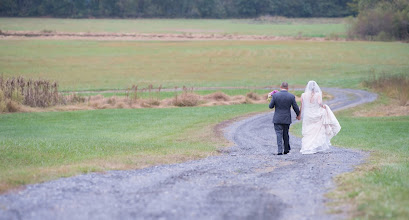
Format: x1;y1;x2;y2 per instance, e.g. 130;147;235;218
329;116;409;219
0;18;346;37
1;40;408;91
0;104;267;192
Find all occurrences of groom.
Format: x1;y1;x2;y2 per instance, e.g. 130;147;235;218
269;82;300;155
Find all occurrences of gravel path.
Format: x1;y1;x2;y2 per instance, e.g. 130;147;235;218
0;88;377;220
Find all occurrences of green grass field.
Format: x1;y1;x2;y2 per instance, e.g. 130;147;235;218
0;18;346;37
291;99;409;219
1;40;408;91
330;116;409;219
0;104;267;193
1;17;408;218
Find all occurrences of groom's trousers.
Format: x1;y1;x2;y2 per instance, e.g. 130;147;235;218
274;124;290;154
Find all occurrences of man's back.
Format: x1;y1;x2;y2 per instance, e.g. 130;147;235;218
269;90;300;124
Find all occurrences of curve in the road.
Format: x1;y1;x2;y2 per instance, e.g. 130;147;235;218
0;88;377;220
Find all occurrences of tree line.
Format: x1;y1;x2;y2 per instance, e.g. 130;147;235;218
1;0;407;41
0;0;353;18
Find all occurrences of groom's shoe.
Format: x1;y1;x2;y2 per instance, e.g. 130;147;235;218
277;153;283;155
284;151;290;155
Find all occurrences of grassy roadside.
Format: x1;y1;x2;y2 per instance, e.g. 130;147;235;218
1;40;408;91
291;97;409;219
0;104;267;193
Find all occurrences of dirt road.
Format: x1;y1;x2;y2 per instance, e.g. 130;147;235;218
0;88;377;220
0;30;332;41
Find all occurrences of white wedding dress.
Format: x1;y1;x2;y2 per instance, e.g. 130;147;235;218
300;81;341;154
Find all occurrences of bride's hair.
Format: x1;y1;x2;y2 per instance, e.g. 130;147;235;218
305;80;322;94
304;81;322;104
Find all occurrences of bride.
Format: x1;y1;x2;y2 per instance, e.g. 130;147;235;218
298;81;341;154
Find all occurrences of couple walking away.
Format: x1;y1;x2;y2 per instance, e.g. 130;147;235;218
269;81;341;155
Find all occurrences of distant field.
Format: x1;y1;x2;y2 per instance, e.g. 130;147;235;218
0;18;346;37
1;40;408;91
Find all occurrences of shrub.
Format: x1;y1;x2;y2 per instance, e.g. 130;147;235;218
347;1;409;41
363;73;409;106
173;93;200;107
107;96;117;105
326;32;340;40
69;93;86;104
0;90;6;112
11;88;24;104
172;86;200;107
89;94;104;101
0;101;6;112
6;100;20;112
204;92;231;101
0;76;64;108
41;29;54;33
246;92;261;101
115;102;127;109
375;31;394;41
146;99;161;106
128;85;138;104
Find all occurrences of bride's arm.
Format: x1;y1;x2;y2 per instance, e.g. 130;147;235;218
297;94;303;120
300;96;303;113
318;94;326;109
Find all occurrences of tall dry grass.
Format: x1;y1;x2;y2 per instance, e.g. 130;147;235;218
363;73;409;106
125;84;162;107
0;76;65;112
1;79;274;113
63;86;268;111
203;92;231;102
172;86;200;107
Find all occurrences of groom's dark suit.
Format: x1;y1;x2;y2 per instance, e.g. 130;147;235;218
269;90;300;154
